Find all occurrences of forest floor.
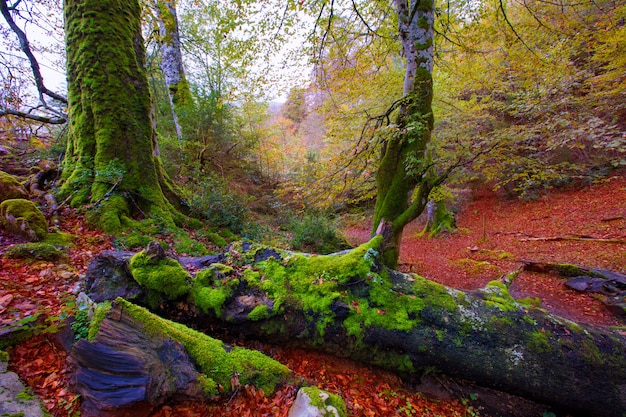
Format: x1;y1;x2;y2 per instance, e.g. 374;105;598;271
345;173;626;328
1;173;625;417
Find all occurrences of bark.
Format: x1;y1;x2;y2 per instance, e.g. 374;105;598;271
153;0;193;143
61;0;183;232
83;241;626;417
372;1;437;268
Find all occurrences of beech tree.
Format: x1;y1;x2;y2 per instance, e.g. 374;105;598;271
151;0;193;143
61;0;182;232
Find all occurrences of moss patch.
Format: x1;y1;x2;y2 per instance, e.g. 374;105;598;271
4;243;65;261
0;170;27;203
129;251;191;299
192;264;238;316
242;236;459;342
0;199;48;241
115;298;290;396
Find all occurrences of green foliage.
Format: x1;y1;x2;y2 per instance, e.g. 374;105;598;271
434;0;626;196
71;307;90;341
185;174;249;234
288;212;352;254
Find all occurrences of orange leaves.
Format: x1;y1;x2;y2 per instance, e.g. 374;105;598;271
9;335;80;417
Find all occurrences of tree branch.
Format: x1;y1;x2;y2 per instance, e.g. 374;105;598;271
0;106;66;124
0;0;67;106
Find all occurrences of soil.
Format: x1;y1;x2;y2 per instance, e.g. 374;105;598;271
345;173;626;328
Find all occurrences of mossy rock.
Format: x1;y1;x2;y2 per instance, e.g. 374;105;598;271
289;386;347;417
0;199;48;241
0;170;27;203
129;250;192;300
4;243;65;261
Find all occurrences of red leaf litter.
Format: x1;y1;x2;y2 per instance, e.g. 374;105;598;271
346;173;626;327
2;174;626;416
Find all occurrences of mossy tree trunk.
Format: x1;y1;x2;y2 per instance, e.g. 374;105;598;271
153;0;193;143
61;0;182;232
372;0;444;268
83;241;626;417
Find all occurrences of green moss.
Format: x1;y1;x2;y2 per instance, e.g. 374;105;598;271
130;251;191;299
241;237;459;344
88;301;112;341
0;349;8;362
415;38;433;51
0;170;27;203
174;235;210;256
527;330;552;353
62;0;181;233
206;232;228;248
454;258;502;277
299;386;347;417
192;264;239;316
94;195;131;233
481;281;519;312
15;388;34;401
115;231;153;250
197;374;219;397
248;304;270;321
43;231;74;247
114;298;290;396
0;199;48;241
4;243;65;261
417;16;430;29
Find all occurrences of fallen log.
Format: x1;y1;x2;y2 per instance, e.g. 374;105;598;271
82;239;626;417
68;298;290;417
519;236;626;244
521;260;626;316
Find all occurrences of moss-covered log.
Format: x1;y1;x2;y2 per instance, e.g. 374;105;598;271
69;298;289;416
84;239;626;416
61;0;183;232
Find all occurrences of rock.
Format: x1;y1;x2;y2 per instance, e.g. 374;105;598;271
0;170;28;203
0;198;48;241
0;357;45;417
84;251;142;302
287;386;347;417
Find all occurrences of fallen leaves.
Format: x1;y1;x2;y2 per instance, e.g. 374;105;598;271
8;335;80;417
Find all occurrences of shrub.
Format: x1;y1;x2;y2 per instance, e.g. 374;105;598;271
186;175;249;234
289;213;351;254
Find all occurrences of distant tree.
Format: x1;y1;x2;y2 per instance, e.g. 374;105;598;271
282;87;307;124
151;0;193;143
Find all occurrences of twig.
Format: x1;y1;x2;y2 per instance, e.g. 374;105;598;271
91;177;123;207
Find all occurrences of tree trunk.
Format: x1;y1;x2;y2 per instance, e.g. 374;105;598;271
83;240;626;417
153;0;193;143
61;0;182;232
372;1;437;268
